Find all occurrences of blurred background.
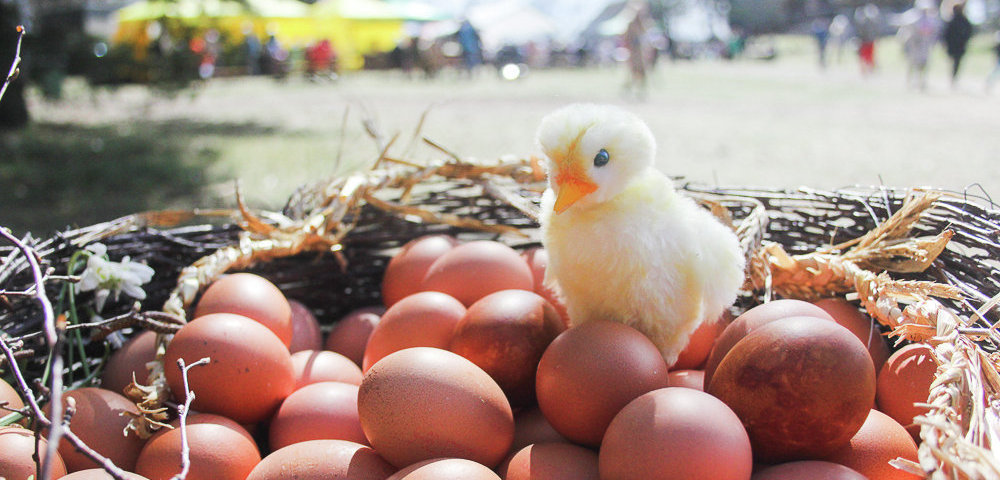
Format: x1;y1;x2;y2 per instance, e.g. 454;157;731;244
1;0;999;235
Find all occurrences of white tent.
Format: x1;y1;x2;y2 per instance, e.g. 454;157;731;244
466;2;557;51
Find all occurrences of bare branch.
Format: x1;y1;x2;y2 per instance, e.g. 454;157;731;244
0;25;25;104
170;357;210;480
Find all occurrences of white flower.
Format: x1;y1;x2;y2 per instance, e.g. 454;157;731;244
75;243;155;312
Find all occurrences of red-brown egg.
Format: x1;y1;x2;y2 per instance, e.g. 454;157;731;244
510;408;569;453
291;350;363;389
0;426;67;480
163;313;295;424
193;272;293;347
536;320;670;446
599;387;753;480
704;299;835;387
751;461;868;479
421;240;534;307
246;439;396;480
135;413;260;480
876;344;936;441
358;347;514;468
824;409;921;480
269;381;367;449
707;317;875;463
52;387;146;473
449;289;565;407
60;468;150;479
388;458;501;480
667;369;705;391
362;291;466;372
519;247;570;326
325;306;384;367
382;234;459;307
101;330;157;396
0;376;24;413
814;298;891;374
672;314;728;371
287;299;323;353
500;442;600;480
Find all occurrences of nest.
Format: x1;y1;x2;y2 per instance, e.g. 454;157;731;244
2;154;999;480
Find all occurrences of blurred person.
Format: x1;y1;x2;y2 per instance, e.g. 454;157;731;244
244;30;263;75
854;3;881;76
264;35;289;78
622;0;654;100
898;0;941;90
305;39;337;81
456;19;483;77
829;14;853;63
812;17;831;69
942;2;973;87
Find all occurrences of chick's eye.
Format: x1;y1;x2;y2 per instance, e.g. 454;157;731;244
593;148;610;167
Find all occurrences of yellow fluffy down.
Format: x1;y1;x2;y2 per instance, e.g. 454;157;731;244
538;104;745;365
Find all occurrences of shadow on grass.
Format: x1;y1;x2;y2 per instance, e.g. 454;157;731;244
0;120;278;236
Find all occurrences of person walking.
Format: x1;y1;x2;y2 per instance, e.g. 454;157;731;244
943;2;974;87
854;3;882;76
898;0;942;90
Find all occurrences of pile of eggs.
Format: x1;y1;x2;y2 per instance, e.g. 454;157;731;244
0;234;941;480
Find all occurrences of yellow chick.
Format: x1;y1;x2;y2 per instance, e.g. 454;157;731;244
537;103;745;365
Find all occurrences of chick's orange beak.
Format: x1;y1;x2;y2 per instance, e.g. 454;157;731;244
553;169;597;214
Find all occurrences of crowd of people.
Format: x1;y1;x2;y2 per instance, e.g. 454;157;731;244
175;0;1000;98
812;0;993;91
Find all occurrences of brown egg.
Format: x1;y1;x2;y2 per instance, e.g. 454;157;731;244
667;369;705;391
291;350;364;389
449;289;565;407
814;298;891;374
163;313;295;424
60;468;150;479
421;240;535;307
135;413;260;480
101;330;157;396
246;439;396;480
325;306;384;367
269;381;367;449
499;443;600;480
288;299;323;353
751;461;868;480
535;320;669;446
193;272;293;347
704;299;835;387
52;387;146;473
362;291;466;372
599;387;753;480
358;347;514;468
672;314;728;371
521;247;571;328
388;458;501;480
0;376;25;412
824;409;921;480
510;408;569;452
707;317;875;463
382;234;459;307
0;426;67;480
876;344;936;441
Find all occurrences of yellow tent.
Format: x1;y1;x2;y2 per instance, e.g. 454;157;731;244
114;0;447;70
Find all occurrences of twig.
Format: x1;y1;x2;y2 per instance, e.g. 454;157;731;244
0;227;65;480
170;357;210;480
0;25;25;104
